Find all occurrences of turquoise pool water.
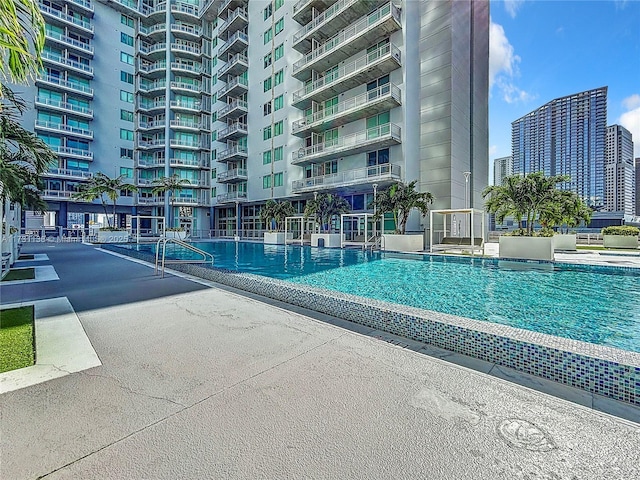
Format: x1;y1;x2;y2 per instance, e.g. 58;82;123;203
121;241;640;352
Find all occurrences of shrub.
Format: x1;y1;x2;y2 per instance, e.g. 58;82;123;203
601;225;640;236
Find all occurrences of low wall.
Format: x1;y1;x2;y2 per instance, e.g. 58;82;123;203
103;244;640;406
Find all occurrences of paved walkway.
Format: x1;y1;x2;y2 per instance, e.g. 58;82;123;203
1;243;639;479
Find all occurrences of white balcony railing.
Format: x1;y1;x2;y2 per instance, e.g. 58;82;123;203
39;4;94;32
138;100;167;110
218;122;247;138
218;75;248;97
292;163;401;192
139;23;166;36
41;51;94;75
170;61;203;74
139;80;166;92
217;191;247;203
37;75;94;96
218;53;248;76
45;29;94;54
217;168;248;182
35;96;93;116
138;120;166;129
171;42;202;55
171;23;202;36
219;31;249;54
218;144;248;161
47;168;93;179
52;146;93;159
171;81;202;92
218;7;247;34
218;99;248;117
35;120;93;138
293;0;359;44
170;120;202;129
139;42;167;55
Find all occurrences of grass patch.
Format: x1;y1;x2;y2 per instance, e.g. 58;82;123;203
576;245;639;252
2;268;35;281
18;254;34;260
0;306;35;373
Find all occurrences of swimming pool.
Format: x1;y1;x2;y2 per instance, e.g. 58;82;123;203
118;241;640;353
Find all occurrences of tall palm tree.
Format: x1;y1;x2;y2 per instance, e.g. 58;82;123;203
303;193;350;233
260;199;295;232
72;173;138;228
540;189;592;233
151;174;190;228
370;181;433;234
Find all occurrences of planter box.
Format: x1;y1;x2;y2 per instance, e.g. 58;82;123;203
165;231;187;240
499;236;554;261
264;232;286;245
553;234;576;251
603;235;638;249
97;230;129;243
311;233;342;248
382;234;424;252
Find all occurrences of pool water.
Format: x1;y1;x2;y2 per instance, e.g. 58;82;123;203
125;241;640;353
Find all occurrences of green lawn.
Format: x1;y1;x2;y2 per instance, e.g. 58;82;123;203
2;268;35;281
0;306;35;373
576;245;639;252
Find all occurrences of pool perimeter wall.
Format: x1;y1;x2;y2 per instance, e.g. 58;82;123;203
103;245;640;407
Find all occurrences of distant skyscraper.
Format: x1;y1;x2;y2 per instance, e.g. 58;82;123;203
636;158;640;215
511;87;607;210
605;125;635;214
493;156;513;185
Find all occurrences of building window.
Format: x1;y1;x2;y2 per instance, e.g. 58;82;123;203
274;146;283;162
120;71;133;84
263;150;272;164
264;2;272;20
264;52;272;69
275;18;284;35
264;28;272;45
263;76;272;92
120;148;133;159
274;0;284;11
263;126;272;140
120;128;134;141
274;44;284;61
274;69;283;86
263;175;272;189
120;52;134;65
121;14;134;28
120;109;134;122
120;32;134;46
212;36;217;49
120;167;133;178
120;90;134;103
367;148;390;166
274;120;283;137
274;94;284;111
68;160;90;171
263;101;272;116
273;172;283;187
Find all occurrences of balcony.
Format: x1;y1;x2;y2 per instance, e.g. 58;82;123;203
292;3;401;81
35;96;94;118
292;163;401;194
217;168;248;183
291;123;401;165
169;100;202;112
140;1;167;17
36;75;94;98
293;0;375;53
139;61;167;76
170;61;203;76
199;0;224;21
170;23;202;39
51;146;93;160
106;0;140;15
46;168;93;180
136;177;158;186
292;43;401;109
137;100;166;113
171;42;202;58
217;75;248;102
170;120;203;130
292;0;337;25
218;7;248;39
218;31;248;57
45;30;94;56
218;99;248;122
138;79;167;93
169;157;208;168
139;42;167;58
42;189;76;200
39;4;94;34
171;1;200;20
171;81;203;94
218;122;247;141
216;191;247;203
67;0;94;14
139;23;166;39
137;196;164;205
292;83;401;136
217;144;248;163
34;120;94;139
41;51;94;77
217;0;246;18
137;120;166;130
169;139;204;149
136;157;165;168
138;139;166;149
218;53;248;77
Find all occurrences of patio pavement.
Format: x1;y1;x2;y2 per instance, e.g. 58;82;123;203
1;243;639;479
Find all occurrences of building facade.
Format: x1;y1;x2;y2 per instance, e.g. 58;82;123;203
636;158;640;216
21;0;489;236
492;155;513;186
511;87;607;210
604;124;635;215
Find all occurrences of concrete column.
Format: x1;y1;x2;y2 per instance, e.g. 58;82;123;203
57;202;68;228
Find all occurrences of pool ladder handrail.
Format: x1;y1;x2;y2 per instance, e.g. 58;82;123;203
366;234;381;252
155;237;214;278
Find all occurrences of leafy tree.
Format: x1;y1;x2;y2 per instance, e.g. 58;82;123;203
260;199;295;232
151;174;191;228
72;173;137;229
370;181;433;234
303;193;350;233
540;190;592;233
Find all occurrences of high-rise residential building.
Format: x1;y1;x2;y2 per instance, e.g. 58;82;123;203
493;156;513;186
19;0;488;236
511;87;607;210
636;158;640;215
604;125;635;215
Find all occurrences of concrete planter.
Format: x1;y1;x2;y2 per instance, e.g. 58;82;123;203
603;235;638;249
97;230;129;243
165;231;187;240
264;232;286;245
311;233;342;248
499;236;554;261
382;234;423;252
553;234;576;251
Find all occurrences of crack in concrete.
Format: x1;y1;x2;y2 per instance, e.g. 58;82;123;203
36;333;345;479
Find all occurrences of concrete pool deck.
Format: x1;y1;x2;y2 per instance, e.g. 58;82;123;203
1;243;639;479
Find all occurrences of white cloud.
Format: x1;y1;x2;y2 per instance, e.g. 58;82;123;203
489;19;531;104
504;0;526;18
619;95;640;157
489;145;498;157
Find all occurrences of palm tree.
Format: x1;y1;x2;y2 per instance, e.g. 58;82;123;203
151;174;191;228
260;199;295;232
303;193;350;233
540;189;592;233
370;181;433;234
72;173;137;229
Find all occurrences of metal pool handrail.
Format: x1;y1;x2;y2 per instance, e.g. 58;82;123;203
155;238;214;278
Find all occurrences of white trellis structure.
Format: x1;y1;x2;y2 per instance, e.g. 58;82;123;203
133;215;165;243
340;213;378;249
429;208;485;256
284;216;312;245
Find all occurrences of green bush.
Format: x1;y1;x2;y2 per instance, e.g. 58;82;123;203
99;227;126;231
165;227;184;232
506;228;554;237
601;225;640;236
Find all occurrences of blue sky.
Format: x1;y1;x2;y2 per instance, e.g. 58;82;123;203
489;0;640;180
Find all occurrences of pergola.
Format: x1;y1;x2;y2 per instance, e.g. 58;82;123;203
133;215;165;243
284;216;311;245
340;213;377;249
429;208;485;256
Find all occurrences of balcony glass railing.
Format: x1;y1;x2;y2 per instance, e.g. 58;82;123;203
172;2;199;17
171;42;202;55
293;3;397;74
171;23;201;36
38;4;94;32
218;7;247;33
218;99;248;117
67;0;93;11
35;120;93;137
292;163;401;191
138;100;167;110
218;122;247;138
292;123;401;163
293;83;400;132
217;168;247;182
171;81;202;92
139;80;167;92
170;120;202;129
292;43;400;102
138;139;166;148
35;96;93;116
218;53;248;76
218;75;248;97
168;157;203;167
293;0;358;44
47;167;93;179
218;144;248;161
37;75;94;95
140;23;167;36
171;62;203;73
140;1;167;16
170;100;202;110
52;146;93;159
139;61;167;73
217;191;247;202
170;139;202;148
45;30;94;54
41;51;94;75
139;43;167;55
138;120;166;129
219;31;249;54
